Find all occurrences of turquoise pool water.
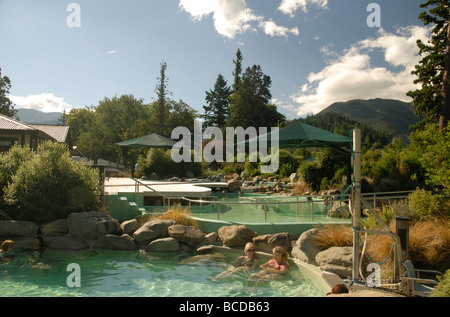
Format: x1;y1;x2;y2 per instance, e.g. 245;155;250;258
191;194;349;224
0;247;324;297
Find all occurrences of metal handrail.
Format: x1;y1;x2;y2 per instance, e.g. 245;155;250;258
350;187;404;285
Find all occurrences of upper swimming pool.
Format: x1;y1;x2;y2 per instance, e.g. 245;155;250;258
185;193;351;235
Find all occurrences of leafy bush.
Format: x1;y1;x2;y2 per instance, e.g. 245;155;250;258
279;163;295;178
408;189;446;219
3;141;100;224
0;146;36;214
297;149;347;192
0;145;35;195
141;148;203;178
430;269;450;297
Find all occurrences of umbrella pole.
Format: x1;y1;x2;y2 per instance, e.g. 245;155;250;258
351;129;362;282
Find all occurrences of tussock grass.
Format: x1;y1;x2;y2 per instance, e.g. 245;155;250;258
137;205;199;228
408;219;450;271
157;204;199;228
313;224;353;249
313;218;450;273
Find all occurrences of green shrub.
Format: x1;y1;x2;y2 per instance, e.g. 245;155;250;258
297;161;322;192
279;163;295;178
3;141;100;224
141;148;203;178
0;145;35;194
408;189;446;219
430;269;450;297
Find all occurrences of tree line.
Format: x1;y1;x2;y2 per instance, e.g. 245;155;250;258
62;49;286;164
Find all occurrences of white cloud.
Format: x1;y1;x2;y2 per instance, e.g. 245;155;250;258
278;0;328;17
290;26;431;117
179;0;299;39
260;20;299;38
107;49;117;54
9;93;73;113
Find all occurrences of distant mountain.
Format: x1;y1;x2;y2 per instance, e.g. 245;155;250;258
16;108;63;125
318;98;419;141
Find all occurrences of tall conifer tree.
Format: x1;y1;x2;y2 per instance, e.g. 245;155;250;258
203;74;231;129
407;0;450;131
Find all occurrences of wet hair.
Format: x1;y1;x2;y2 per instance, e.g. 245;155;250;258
327;284;349;295
34;235;44;246
272;246;289;262
244;242;255;253
1;240;15;252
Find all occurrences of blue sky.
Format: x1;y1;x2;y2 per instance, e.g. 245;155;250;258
0;0;429;120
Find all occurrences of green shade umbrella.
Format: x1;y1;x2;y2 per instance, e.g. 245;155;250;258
116;133;176;149
237;122;351;150
116;133;176;177
236;121;352;184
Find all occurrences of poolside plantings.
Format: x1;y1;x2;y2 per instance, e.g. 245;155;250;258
0;141;100;224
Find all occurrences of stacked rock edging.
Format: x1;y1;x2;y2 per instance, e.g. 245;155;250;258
291;228;353;279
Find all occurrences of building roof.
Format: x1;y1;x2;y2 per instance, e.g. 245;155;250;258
0;114;60;143
0;114;36;131
29;124;70;143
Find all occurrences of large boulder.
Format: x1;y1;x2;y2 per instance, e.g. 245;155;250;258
227;179;242;192
120;219;141;236
0;220;38;238
168;225;204;247
290;173;299;184
252;232;291;253
146;237;180;252
48;235;90;250
218;225;257;247
327;202;351;218
315;246;353;278
40;219;69;237
67;212;121;239
203;232;218;244
291;228;325;265
93;234;138;251
133;219;176;245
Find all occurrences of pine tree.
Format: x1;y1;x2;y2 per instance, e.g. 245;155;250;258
228;65;285;129
407;0;450;132
0;68;17;118
203;74;231;129
232;48;243;92
154;61;171;135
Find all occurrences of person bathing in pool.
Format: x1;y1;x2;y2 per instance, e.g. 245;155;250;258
213;242;259;280
250;246;290;281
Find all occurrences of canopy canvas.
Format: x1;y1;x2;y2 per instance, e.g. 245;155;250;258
238;122;351;151
116;133;176;149
116;133;176;177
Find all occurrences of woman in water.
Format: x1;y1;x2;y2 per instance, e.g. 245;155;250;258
0;240;15;262
213;242;259;280
250;246;289;280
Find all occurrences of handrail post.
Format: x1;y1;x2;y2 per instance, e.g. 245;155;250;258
264;203;267;223
394;216;410;282
352;129;362;282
